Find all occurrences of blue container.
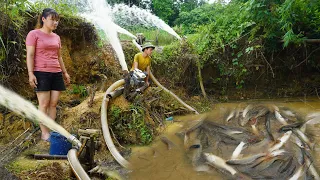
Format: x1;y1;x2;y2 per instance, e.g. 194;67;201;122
49;132;72;155
165;116;174;121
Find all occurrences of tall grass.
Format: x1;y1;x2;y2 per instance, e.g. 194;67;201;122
119;27;178;46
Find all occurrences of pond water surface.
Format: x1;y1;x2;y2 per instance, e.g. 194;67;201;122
129;97;320;180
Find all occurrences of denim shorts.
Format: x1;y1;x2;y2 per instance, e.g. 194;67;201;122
34;71;66;91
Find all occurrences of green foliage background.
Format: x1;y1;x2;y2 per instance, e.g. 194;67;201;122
1;0;320;97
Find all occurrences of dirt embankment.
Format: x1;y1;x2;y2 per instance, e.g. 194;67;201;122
0;13;197;179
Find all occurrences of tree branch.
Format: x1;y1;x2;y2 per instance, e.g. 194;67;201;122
294;47;320;68
260;51;275;78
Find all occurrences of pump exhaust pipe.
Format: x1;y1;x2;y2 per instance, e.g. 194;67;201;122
107;87;124;99
136;84;148;93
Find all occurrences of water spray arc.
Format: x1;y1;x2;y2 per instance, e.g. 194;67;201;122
0;85;81;148
17;0;188;176
112;4;181;40
81;0;132;71
0;85;91;179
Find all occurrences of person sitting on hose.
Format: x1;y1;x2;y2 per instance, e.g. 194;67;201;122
131;42;155;86
124;43;155;100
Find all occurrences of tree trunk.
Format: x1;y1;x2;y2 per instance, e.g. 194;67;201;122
197;59;207;99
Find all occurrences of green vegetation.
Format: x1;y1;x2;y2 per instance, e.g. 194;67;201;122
152;0;320;97
152;40;197;89
0;0;82;85
69;84;88;98
119;27;176;46
0;0;31;84
108;104;153;145
109;0;205;25
6;158;49;173
27;0;78;17
2;0;319;97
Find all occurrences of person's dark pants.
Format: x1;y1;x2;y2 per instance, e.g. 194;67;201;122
33;71;66;92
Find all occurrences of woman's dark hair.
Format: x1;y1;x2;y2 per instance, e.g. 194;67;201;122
36;8;59;29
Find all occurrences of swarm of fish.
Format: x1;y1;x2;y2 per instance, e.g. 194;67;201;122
163;104;320;179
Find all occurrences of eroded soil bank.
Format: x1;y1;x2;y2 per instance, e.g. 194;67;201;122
1;10;320;180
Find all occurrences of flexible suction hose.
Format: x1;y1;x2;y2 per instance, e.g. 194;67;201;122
0;85;82;147
131;39;198;114
100;39;198;169
0;85;89;179
68;149;91;180
101;79;131;168
150;72;199;114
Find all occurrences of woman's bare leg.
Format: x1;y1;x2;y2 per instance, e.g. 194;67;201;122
36;91;51;141
48;90;61;121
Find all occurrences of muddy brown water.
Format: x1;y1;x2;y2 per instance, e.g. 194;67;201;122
128;97;320;180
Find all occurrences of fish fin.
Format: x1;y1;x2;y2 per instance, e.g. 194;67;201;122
184;134;189;147
300;123;306;133
311;142;315;151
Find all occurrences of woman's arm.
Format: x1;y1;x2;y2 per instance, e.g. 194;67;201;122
58;49;70;85
26;45;37;88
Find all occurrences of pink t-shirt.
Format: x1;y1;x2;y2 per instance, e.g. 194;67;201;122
26;29;62;72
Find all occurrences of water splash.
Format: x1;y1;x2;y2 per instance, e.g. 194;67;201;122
81;0;130;71
0;85;81;147
112;4;181;40
27;0;182;69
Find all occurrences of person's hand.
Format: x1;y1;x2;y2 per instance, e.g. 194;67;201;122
63;72;70;86
146;81;150;86
28;72;37;88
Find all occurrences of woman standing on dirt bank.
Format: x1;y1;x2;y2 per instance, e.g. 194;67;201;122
26;8;70;141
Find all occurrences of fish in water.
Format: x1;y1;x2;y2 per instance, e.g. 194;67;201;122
242;104;253;118
184;129;200;149
226;109;235;122
231;141;246;160
293;129;315;150
288;164;305;180
306;112;320;120
269;131;292;152
202;120;260;145
280;124;314;150
301;113;320;132
160;136;176;150
226;153;267;165
306;158;320;180
274;110;288;125
183;115;205;147
305;116;320;125
278;156;294;174
292;136;305;165
252;156;282;172
241;105;269;126
278;122;304;133
164;104;319;179
186;139;204;167
189;144;201;149
249;149;287;171
265;112;275;141
204;153;238;175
